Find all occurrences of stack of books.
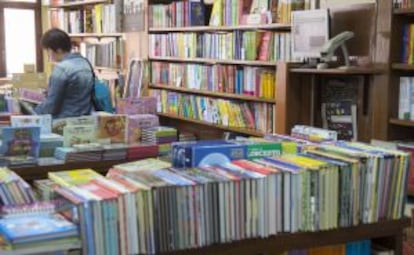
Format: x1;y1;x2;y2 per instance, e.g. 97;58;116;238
0;168;37;206
141;126;178;156
102;143;128;160
0;212;79;253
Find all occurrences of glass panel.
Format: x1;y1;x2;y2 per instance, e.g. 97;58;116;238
4;8;36;74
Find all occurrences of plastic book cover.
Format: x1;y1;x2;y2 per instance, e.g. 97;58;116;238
0;126;40;158
127;114;159;144
0;213;78;244
97;115;127;144
48;169;102;187
171;140;247;168
117;97;157;115
11;114;52;135
63;124;96;147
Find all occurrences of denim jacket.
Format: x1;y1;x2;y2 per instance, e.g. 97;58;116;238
35;53;93;119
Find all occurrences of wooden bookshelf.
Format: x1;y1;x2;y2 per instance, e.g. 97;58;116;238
149;84;276;103
149;56;277;67
157;113;265;137
290;67;384;75
94;66;122;72
160;218;411;255
392;63;414;71
69;33;123;38
393;8;414;15
389;118;414;127
10;159;130;182
50;0;111;9
149;23;291;32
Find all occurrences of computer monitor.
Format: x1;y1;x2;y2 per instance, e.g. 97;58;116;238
291;9;330;61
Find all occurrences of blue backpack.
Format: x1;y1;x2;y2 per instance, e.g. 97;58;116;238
83;56;114;113
91;79;114;113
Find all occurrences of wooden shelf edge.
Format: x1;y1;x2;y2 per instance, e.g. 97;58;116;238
157;113;264;137
50;0;111;8
149;57;277;66
149;23;291;32
160;218;411;255
149;84;276;104
392;63;414;71
290;67;384;75
390;118;414;127
394;8;414;15
69;33;123;38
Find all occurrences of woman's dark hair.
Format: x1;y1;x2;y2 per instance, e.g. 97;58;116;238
41;28;72;52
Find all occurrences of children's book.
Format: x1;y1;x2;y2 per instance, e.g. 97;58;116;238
97;115;127;144
48;169;102;187
63;124;96;147
11;114;52;134
0;213;78;244
0;126;40;158
127;114;159;144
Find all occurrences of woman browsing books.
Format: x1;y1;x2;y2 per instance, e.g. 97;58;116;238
35;28;94;119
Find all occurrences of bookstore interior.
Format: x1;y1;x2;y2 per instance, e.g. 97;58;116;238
1;0;414;254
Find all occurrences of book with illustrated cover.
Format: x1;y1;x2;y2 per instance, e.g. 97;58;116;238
117;97;157;115
127;114;159;144
18;88;45;104
48;169;102;187
0;126;40;158
52;116;97;135
97;115;127;144
0;213;78;244
11;114;52;134
62;124;96;147
321;101;357;141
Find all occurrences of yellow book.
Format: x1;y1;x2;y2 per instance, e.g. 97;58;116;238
48;169;102;187
209;0;223;26
94;4;103;33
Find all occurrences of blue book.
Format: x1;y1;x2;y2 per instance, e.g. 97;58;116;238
172;140;247;167
0;213;78;244
0;126;40;158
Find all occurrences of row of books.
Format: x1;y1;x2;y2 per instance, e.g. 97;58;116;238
42;137;409;254
287;240;371;255
394;0;414;9
75;39;124;69
401;23;414;65
0;168;36;206
49;3;123;34
151;62;276;99
149;0;205;28
150;89;274;133
149;31;293;61
399;76;414;120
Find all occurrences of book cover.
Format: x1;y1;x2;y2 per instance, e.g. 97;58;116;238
97;115;128;144
48;169;102;187
11;114;52;135
0;213;78;244
127;114;159;144
0;126;40;158
63;124;96;147
117;97;157;115
171;140;247;167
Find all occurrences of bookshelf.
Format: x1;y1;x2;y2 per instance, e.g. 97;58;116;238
158;218;410;255
147;0;300;138
47;0;124;71
50;0;111;9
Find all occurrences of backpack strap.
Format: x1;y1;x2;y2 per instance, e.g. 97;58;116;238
81;56;99;111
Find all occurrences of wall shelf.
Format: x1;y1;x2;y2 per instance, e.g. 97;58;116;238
157;113;265;137
149;56;277;67
290;67;384;75
50;0;111;9
149;23;291;33
149;84;276;104
389;118;414;127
